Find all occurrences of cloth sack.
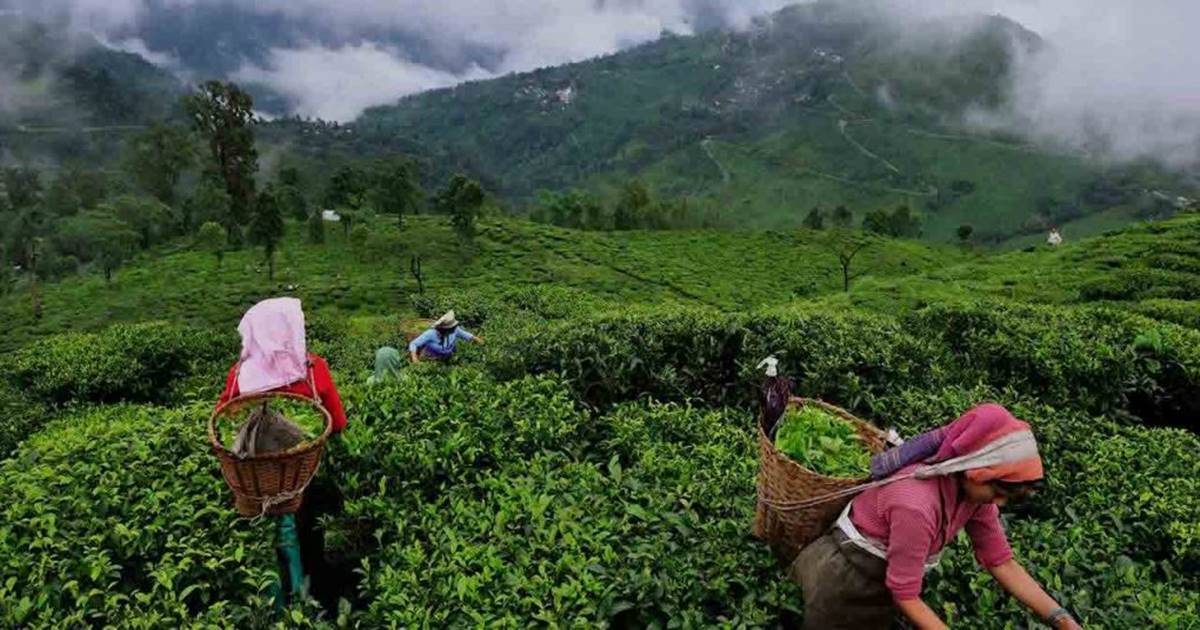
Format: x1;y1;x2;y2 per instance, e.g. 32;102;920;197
232;403;306;458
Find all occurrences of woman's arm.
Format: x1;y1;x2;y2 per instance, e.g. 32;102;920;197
988;560;1082;629
895;598;948;630
409;350;420;363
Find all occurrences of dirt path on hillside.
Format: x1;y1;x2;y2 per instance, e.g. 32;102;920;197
701;137;732;185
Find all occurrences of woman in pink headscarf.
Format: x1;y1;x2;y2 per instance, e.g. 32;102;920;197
789;404;1082;630
216;297;346;432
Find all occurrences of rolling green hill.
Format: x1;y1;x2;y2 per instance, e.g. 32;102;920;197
0;18;183;165
0;214;959;352
1;213;1198;627
346;2;1193;243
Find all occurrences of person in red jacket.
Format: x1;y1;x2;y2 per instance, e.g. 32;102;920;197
216;297;346;433
216;353;347;433
216;297;347;607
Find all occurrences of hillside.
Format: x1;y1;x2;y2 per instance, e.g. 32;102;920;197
0;215;1198;626
0;18;183;165
0;215;959;352
347;3;1194;243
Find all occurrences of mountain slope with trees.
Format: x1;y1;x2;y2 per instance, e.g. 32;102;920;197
343;2;1194;243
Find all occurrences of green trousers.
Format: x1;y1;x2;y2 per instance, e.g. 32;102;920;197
272;514;306;612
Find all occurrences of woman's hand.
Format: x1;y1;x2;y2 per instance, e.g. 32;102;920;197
988;560;1080;628
409;350;420;364
473;335;485;345
1055;616;1084;630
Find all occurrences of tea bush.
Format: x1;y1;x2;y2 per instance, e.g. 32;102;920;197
0;404;288;628
481;305;949;412
411;285;602;327
0;381;48;459
1;322;235;406
905;302;1200;428
348;399;801;627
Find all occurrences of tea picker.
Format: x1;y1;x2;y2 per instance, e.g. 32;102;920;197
406;310;484;363
209;298;348;612
753;359;1081;630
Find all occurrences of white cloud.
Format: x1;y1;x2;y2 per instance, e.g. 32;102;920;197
7;0;1200;164
232;43;492;121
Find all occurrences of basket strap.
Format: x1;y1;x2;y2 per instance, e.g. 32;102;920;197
758;472;918;512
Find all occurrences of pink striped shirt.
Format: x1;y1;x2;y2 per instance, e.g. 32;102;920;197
849;465;1014;601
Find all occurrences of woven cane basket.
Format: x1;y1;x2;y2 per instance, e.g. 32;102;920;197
209;391;333;518
753;397;887;563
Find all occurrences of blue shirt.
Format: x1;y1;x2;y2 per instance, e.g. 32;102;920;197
408;328;475;358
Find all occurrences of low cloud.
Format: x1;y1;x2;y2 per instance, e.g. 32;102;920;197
5;0;1200;165
232;43;491;121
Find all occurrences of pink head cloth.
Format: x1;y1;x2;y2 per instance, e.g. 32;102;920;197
932;403;1044;484
236;297;308;395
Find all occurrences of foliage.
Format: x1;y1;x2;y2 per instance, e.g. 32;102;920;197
0;321;234;406
55;209;138;282
956;224;974;243
104;194;174;250
183;80;259;244
613;180;651;231
249;184;285;279
774;406;871;477
0;405;286;628
435;174;485;241
369;156;422;229
123;122;194;207
864;205;922;238
307;210;326;245
196;221;226;268
802;207;825;230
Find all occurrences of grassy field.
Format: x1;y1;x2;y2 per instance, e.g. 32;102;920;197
0;214;962;352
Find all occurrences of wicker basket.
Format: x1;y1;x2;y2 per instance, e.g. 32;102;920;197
752;397;887;563
209;391;333;518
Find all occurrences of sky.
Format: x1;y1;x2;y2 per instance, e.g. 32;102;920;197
3;0;1199;166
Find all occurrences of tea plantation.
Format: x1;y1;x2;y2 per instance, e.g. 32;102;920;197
1;214;1198;628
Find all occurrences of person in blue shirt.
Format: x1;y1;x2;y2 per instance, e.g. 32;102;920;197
408;310;484;363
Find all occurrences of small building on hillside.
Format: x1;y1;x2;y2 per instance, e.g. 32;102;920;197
321;210;341;222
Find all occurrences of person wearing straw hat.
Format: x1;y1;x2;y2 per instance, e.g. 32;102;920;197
407;310;483;363
789;404;1082;630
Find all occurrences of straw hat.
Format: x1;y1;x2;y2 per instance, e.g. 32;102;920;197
432;310;459;329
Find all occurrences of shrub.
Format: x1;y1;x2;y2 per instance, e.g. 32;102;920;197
0;405;290;628
1;322;236;406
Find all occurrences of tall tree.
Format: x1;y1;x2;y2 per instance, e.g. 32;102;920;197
105;195;173;250
956;224;974;244
323;165;369;210
1;167;42;210
182;178;231;234
249;185;285;280
57;210;138;283
803;207;825;230
182;81;258;245
196;221;226;268
371;156;422;229
824;229;872;292
123;122;194;206
435;175;485;241
614;180;651;231
307;209;326;244
831;205;853;228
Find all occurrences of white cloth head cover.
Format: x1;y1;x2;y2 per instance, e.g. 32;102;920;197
433;310;459;329
913;430;1039;479
237;297;308;395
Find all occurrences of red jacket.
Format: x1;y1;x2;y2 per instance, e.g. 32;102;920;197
217;353;347;433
